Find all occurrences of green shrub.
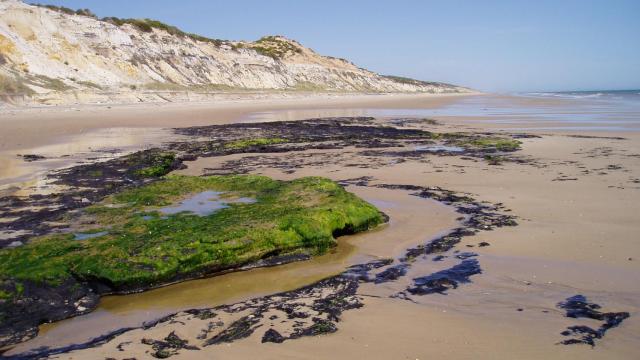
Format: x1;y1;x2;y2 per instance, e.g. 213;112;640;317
0;75;34;96
250;36;303;59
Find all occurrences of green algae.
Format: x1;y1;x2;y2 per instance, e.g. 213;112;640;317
0;175;383;295
224;138;287;150
430;133;521;152
133;152;177;177
466;137;521;151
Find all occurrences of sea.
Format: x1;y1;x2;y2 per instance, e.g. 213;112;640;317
244;89;640;132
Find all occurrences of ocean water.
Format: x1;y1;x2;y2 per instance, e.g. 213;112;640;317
514;90;640;131
412;89;640;132
524;89;640;100
243;90;640;132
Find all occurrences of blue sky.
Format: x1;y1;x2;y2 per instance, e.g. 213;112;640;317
32;0;640;92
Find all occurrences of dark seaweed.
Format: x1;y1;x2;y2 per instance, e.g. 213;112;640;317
557;295;630;346
261;329;285;343
374;264;410;284
18;154;47;162
406;259;482;295
141;331;199;358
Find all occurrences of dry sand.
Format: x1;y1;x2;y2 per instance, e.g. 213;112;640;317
1;93;638;359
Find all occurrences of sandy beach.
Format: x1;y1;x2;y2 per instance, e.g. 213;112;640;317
1;93;638;359
0;92;470;196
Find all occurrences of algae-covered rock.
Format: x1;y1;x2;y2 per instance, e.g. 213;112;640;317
0;175;384;348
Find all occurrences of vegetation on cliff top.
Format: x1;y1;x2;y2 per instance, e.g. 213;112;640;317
382;75;464;91
0;175;383;295
31;3;234;48
250;36;304;59
31;3;96;18
102;17;236;48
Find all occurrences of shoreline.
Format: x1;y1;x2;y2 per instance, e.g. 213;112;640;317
0;92;477;153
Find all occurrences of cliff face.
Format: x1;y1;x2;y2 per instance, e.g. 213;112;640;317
0;0;469;105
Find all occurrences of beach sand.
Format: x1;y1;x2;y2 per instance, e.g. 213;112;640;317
0;92;469;196
1;93;638;359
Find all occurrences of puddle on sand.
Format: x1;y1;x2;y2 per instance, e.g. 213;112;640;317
415;145;464;153
158;191;256;217
74;231;108;241
5;240;24;248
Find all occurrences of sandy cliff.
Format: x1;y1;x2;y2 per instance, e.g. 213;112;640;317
0;0;469;105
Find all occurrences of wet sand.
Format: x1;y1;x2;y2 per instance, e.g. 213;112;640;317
1;93;639;359
0;93;471;152
0;92;469;197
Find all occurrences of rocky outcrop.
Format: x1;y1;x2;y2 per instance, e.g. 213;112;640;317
0;0;469;105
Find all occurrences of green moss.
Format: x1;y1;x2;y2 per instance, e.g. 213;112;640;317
134;152;176;177
224;138;287;150
430;133;521;152
429;132;466;141
442;136;521;152
468;138;521;151
0;175;383;293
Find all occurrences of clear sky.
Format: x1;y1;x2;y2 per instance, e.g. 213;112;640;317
32;0;640;92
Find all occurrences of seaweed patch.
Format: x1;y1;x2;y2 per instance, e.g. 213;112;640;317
557;295;630;346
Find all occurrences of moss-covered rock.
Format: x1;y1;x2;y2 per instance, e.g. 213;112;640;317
0;175;383;346
1;174;382;290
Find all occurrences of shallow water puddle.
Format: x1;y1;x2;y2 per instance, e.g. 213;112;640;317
73;231;109;241
414;145;464;153
158;191;256;217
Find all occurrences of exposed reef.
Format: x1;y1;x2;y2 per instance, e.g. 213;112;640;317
0;175;383;349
